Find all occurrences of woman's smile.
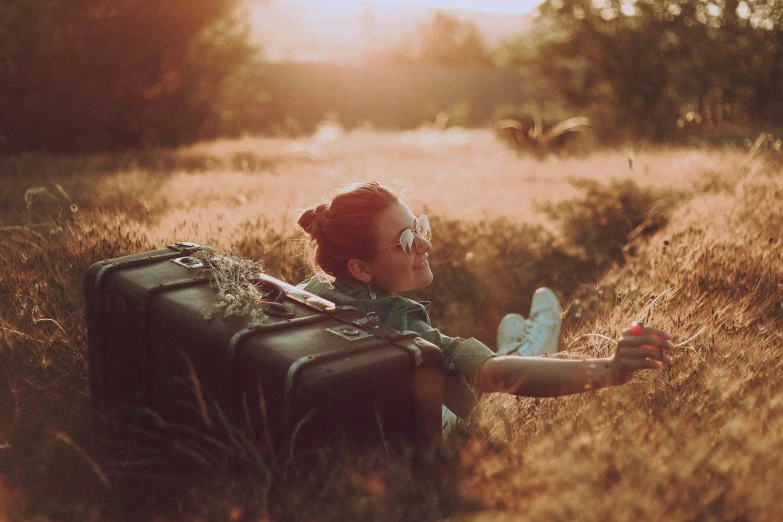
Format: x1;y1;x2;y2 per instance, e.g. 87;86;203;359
413;256;429;269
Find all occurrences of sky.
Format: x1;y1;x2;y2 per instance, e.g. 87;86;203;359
249;0;535;63
348;0;540;14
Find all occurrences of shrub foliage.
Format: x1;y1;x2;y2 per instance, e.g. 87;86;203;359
0;0;258;153
509;0;783;143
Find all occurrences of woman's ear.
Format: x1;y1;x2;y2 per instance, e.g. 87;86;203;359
347;258;372;284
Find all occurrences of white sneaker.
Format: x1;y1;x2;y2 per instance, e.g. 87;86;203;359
524;287;562;355
499;288;562;357
496;313;527;355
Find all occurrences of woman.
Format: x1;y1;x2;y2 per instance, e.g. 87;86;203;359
297;181;673;432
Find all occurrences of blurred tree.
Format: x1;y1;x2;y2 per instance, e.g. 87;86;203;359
0;0;260;153
417;11;493;66
507;0;783;143
379;11;493;67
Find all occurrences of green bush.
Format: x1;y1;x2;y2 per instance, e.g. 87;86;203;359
409;178;680;346
541;178;681;271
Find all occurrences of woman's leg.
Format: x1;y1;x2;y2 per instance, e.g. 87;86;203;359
496;288;562;356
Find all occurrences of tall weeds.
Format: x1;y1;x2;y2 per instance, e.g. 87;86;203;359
1;134;780;520
462;161;783;520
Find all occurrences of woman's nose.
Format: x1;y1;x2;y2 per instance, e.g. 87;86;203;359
415;236;432;254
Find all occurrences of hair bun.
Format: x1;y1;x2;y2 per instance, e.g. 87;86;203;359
298;203;327;236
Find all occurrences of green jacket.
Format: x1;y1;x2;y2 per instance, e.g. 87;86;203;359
298;277;496;417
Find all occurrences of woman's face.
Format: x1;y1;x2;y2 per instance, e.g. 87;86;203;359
366;200;433;295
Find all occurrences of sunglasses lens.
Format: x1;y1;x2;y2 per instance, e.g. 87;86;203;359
399;229;415;257
416;216;431;241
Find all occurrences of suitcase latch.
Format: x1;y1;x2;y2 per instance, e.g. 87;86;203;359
326;325;373;341
171;256;204;269
169;241;201;252
353;312;381;328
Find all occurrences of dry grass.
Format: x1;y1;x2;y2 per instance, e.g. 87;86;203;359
0;129;781;520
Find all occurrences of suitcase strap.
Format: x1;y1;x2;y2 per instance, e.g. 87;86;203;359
94;242;201;293
236;274;429;365
227;314;331;359
226;306;435;434
137;276;213;315
281;339;408;433
137;276;213;401
327;308;426;366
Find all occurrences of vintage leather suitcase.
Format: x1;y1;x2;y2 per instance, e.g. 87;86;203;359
85;242;444;454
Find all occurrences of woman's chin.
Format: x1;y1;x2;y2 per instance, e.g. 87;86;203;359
418;266;434;287
399;268;433;293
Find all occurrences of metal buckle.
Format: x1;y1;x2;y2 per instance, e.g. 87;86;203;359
169;241;201;252
326;325;373;341
171;256;204;269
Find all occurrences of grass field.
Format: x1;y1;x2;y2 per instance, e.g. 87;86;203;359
1;128;782;521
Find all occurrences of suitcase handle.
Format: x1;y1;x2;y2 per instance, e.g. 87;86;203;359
250;277;285;303
249;277;295;317
261;301;295;318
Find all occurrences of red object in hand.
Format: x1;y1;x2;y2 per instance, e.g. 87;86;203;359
631;322;643;336
631;321;664;361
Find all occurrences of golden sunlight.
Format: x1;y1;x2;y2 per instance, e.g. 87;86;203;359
367;0;539;13
247;0;537;62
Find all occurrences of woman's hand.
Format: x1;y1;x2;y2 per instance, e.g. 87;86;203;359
477;323;675;396
606;324;674;386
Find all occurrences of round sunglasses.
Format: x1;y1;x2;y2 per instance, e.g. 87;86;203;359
375;215;431;258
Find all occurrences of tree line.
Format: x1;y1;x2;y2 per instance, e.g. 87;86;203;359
2;1;783;154
0;0;260;153
510;0;783;144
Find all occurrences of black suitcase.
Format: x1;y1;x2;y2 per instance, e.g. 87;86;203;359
84;242;444;454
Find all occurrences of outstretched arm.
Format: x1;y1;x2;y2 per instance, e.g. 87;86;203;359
475;325;674;397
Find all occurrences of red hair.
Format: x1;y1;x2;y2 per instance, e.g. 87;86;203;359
298;181;398;280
